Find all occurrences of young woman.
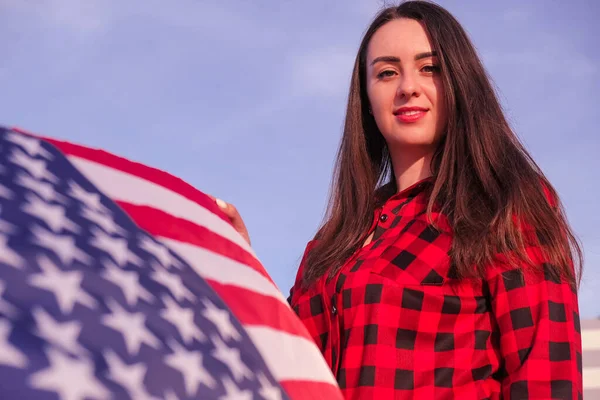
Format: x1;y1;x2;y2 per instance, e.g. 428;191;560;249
218;1;583;398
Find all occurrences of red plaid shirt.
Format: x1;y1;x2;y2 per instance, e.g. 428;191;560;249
288;179;582;399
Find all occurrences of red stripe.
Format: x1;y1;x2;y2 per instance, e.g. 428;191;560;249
116;201;271;281
281;380;344;400
206;281;314;341
14;128;229;224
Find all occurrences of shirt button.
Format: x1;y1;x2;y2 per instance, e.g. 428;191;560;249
331;304;337;315
379;213;388;222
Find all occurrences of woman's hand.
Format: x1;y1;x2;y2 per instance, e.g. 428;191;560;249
210;197;251;246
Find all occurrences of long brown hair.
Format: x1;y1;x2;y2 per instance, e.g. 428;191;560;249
301;0;583;288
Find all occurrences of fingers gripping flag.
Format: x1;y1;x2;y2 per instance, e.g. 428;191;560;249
0;127;342;400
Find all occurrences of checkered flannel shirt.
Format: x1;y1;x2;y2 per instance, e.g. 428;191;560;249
288;179;582;399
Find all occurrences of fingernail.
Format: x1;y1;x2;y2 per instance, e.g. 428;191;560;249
216;198;227;209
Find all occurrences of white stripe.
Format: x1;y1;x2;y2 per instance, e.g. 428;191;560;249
584;367;600;389
246;326;338;385
583;329;600;351
165;239;338;385
68;156;255;256
163;239;287;304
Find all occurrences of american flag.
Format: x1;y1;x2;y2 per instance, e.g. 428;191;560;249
0;126;343;400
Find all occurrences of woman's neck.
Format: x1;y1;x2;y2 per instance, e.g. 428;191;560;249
391;148;434;192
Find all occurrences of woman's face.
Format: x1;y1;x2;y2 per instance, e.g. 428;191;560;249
365;18;447;154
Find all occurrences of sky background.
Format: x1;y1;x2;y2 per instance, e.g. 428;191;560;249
1;0;599;317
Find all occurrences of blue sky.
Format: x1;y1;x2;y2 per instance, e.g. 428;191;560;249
1;0;598;317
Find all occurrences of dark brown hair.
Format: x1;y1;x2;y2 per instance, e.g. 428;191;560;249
301;0;583;288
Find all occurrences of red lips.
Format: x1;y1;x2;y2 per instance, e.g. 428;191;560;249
393;106;428;123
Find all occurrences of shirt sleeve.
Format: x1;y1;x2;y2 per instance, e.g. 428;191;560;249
485;254;583;399
287;240;318;305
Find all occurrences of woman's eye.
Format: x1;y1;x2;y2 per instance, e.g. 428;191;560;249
422;65;441;74
377;70;396;79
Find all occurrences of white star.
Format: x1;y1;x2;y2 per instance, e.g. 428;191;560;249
139;236;176;268
0;182;13;199
0;219;14;233
0;231;24;269
81;207;125;236
104;350;157;400
32;307;88;356
163;389;180;400
0;206;16;234
32;225;91;266
68;181;109;214
23;194;80;233
16;173;68;204
151;267;195;303
201;299;241;342
29;255;97;315
0;319;28;369
220;377;252;400
211;335;252;383
0;281;18;316
257;373;283;400
102;300;161;356
6;131;53;159
101;260;154;307
0;219;15;234
29;347;110;400
9;149;57;182
89;227;141;267
165;339;216;396
160;296;206;344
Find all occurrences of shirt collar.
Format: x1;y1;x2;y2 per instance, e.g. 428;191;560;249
385;176;434;203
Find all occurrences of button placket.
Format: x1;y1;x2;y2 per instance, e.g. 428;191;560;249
327;269;346;377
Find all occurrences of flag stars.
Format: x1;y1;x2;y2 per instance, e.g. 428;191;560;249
89;227;141;267
29;255;97;315
0;319;28;369
201;299;241;342
16;173;67;204
211;335;252;383
257;373;283;400
160;296;206;344
101;260;154;307
165;339;216;396
104;350;157;400
6;131;53;159
68;181;110;214
0;231;24;269
81;207;124;236
31;307;88;356
32;225;91;266
29;347;110;400
22;194;80;233
9;149;58;182
102;300;161;356
0;206;16;234
219;377;252;400
0;182;13;199
151;267;195;303
139;236;176;268
0;281;18;317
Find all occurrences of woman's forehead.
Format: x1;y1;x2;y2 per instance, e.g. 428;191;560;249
366;19;434;62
